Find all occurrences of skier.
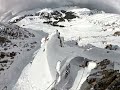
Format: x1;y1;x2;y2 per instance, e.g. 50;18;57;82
64;64;70;79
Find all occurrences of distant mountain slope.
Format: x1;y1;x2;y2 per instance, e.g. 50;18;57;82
10;7;120;48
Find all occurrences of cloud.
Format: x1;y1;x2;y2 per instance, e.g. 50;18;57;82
0;0;120;16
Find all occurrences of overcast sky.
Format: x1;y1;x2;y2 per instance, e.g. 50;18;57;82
0;0;120;15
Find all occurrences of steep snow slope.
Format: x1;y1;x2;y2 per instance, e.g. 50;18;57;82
0;22;48;90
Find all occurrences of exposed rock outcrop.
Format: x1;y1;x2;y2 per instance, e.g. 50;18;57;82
82;59;120;90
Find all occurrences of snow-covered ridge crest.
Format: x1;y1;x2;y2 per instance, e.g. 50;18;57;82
13;30;120;90
11;7;120;89
43;31;120;90
25;31;97;90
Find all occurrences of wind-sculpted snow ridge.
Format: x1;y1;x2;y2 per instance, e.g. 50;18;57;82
0;22;48;90
13;31;120;90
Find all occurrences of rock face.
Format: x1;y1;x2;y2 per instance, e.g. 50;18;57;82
0;23;35;40
113;31;120;36
42;10;77;27
0;22;38;77
93;70;120;90
9;10;78;27
82;59;120;90
0;37;10;46
105;44;119;50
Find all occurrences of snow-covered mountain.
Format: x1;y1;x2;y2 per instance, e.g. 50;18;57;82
0;6;120;90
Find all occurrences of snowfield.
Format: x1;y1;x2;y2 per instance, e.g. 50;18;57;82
0;6;120;90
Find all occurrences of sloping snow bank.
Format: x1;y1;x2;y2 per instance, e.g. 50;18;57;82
13;39;53;90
